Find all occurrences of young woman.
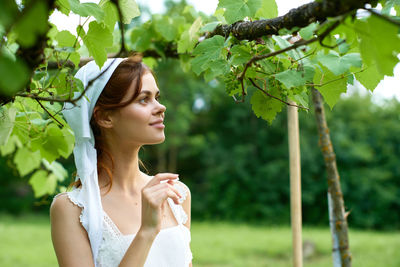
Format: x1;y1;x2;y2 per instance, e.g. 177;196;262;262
50;56;193;267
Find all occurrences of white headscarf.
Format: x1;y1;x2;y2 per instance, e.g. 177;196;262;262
62;58;125;264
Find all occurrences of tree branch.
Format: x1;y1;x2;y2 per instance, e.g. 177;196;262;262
364;8;400;27
249;78;309;110
208;0;377;40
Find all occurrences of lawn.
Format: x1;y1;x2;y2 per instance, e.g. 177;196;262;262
0;214;399;267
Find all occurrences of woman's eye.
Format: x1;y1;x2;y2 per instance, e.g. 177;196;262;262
139;97;148;103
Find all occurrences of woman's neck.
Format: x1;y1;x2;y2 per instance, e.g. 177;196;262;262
98;142;148;196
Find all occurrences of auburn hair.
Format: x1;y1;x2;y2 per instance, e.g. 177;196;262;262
71;54;149;192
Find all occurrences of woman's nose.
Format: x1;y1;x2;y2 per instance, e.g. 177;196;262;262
155;101;166;114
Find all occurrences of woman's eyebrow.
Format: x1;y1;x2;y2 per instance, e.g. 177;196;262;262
140;90;160;95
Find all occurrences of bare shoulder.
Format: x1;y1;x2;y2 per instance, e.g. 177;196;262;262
50;193;94;266
50;193;82;219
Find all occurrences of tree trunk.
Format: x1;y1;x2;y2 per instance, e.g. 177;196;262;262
311;88;351;267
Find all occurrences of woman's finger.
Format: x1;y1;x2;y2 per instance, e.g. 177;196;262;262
145;173;179;187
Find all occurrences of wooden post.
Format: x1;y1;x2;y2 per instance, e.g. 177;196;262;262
288;101;303;267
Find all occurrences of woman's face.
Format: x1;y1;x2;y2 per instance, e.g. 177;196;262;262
108;72;166;146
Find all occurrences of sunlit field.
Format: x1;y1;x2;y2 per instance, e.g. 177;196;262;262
0;214;399;267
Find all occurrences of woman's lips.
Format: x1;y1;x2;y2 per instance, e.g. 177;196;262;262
150;123;165;129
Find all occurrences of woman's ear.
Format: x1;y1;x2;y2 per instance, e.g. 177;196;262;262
93;107;114;129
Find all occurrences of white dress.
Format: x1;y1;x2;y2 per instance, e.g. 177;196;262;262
63;183;193;267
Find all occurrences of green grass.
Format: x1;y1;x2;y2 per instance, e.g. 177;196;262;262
0;214;399;267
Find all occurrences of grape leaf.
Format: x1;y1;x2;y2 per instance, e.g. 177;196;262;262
192;36;226;75
317;51;362;75
31;123;69;163
55;0;70;15
255;0;278;19
200;22;220;33
14;147;41;176
230;45;252;65
250;87;283;123
154;16;184;42
354;63;383;91
100;0;118;31
274;66;315;88
14;1;48;47
0;52;30;96
43;159;68;181
272;36;302;60
313;66;347;109
130;25;153;52
29;170;57;197
56;30;79;48
119;0;140;24
69;0;104;22
78;22;113;68
178;17;202;53
354;15;400;76
0;107;17;146
218;0;262;24
299;23;318;40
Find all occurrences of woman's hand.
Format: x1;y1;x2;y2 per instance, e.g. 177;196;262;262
139;173;182;235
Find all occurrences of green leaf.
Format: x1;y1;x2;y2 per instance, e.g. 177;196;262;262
55;0;71;15
255;0;278;19
274;66;315;88
230;45;252;65
299;23;318;40
79;22;113;68
29;170;57;197
250;87;283;123
317;51;362;75
130;25;153;51
200;22;220;32
0;0;18;28
1;135;21;156
354;16;400;76
218;0;262;24
100;0;118;31
0;107;17;146
313;66;347;109
154;16;181;42
178;17;202;53
289;91;309;109
14;147;41;177
205;59;230;81
354;63;384;91
56;30;78;48
0;52;30;96
272;36;302;60
119;0;140;24
13;1;48;47
69;0;104;22
31;123;69;163
192;35;226;75
43;159;68;181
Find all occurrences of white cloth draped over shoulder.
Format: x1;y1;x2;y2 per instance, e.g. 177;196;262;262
61;58;125;263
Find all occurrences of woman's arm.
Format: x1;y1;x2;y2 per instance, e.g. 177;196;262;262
51;174;182;267
50;194;94;267
119;173;183;267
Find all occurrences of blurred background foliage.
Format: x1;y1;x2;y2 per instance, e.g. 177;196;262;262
1;57;399;230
